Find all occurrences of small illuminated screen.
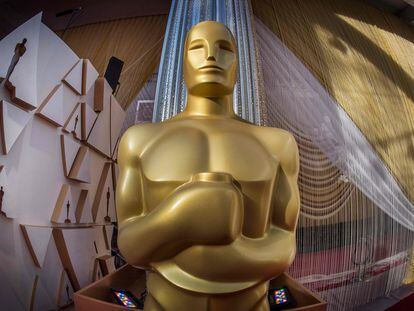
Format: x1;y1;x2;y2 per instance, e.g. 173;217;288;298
115;291;137;308
273;288;288;305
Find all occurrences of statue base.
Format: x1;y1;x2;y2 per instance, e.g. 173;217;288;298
74;265;326;311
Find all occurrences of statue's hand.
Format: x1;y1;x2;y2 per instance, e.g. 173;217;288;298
169;172;243;246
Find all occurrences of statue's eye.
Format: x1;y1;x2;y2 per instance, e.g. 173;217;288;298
189;44;204;50
217;41;234;52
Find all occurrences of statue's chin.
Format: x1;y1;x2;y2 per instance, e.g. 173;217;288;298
188;82;232;97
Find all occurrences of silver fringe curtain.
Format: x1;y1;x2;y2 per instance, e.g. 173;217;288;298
153;0;264;124
255;18;414;310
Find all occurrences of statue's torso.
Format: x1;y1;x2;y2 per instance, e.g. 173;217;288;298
139;117;279;238
128;116;291;295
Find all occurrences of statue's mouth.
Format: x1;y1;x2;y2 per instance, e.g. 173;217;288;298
199;65;223;71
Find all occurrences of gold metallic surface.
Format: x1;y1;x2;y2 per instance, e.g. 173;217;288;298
116;21;300;310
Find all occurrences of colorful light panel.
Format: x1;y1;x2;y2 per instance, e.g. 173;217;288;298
115;291;137;308
273;288;288;305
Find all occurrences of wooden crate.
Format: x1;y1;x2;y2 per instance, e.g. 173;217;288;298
75;266;326;310
74;265;146;310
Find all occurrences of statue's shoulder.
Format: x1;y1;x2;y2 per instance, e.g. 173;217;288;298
118;123;159;157
253;125;298;158
121;122;157;140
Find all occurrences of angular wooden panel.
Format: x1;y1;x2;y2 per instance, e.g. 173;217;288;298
93;77;111;112
111;138;120;160
36;19;79;108
56;269;74;309
68;146;91;183
75;189;89;224
91;162;116;223
0;162;13;218
62;60;83;95
36;83;80;128
92;259;103;282
110;95;126;155
29;275;39;311
52;228;80;291
111;162;119;192
62;102;82;139
20;225;52;268
0;14;42;110
0;100;31;154
82;59;99;96
1;13;80;110
81;102;97;141
102;224;114;251
53;227;109;290
36;85;64;127
50;184;80;224
86;98;111;156
97;255;115;276
60;135;80;177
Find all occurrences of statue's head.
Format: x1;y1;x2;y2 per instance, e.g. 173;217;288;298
184;21;237;97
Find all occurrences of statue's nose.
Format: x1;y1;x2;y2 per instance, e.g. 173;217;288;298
206;44;216;61
207;55;216;61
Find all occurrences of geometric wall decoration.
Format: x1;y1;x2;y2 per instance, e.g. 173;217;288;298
36;83;80;128
53;227;109;290
50;184;79;224
82;59;99;96
36;85;64;127
0;12;128;311
29;275;39;311
68;146;91;183
111;162;119;191
56;269;74;309
97;255;116;276
60;134;91;183
111;137;120;160
62;102;82;139
93;77;111;112
52;228;80;291
74;189;89;223
20;225;53;268
0;13;80;111
102;224;114;251
81;102;97;141
0;165;12;218
36;19;79;108
86;98;111;157
0;14;42;111
92;259;103;282
91;162;116;223
110;95;126;155
60;135;80;177
0;99;31;154
62;60;83;95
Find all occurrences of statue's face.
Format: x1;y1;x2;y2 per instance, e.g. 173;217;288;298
184;21;237;97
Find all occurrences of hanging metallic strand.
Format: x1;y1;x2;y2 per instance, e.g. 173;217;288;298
153;0;263;124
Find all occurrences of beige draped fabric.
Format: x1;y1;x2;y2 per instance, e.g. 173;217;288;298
61;15;168;109
252;0;414;204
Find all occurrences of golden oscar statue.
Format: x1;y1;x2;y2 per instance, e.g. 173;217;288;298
116;21;300;311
